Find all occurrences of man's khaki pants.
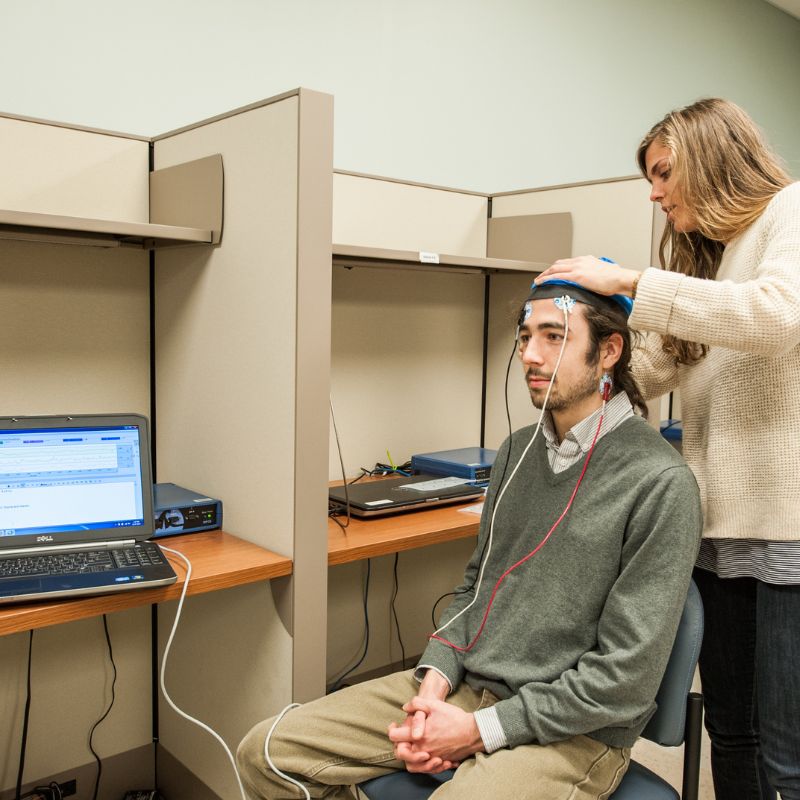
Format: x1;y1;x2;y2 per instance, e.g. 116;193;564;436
236;669;629;800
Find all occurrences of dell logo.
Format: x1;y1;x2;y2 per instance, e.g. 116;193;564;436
36;535;54;542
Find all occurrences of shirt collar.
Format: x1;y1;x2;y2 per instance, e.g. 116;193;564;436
542;391;634;454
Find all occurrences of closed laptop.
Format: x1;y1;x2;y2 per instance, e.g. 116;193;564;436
329;473;484;519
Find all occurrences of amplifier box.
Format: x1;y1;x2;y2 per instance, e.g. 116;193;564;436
153;482;222;537
411;447;497;483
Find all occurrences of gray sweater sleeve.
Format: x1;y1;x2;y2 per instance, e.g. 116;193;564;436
492;464;701;748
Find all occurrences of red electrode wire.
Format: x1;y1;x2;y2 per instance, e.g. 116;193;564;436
430;383;610;654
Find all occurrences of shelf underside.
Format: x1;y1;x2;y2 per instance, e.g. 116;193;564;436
333;243;545;274
0;208;215;249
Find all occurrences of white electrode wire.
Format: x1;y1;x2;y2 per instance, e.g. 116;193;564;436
432;303;571;639
158;545;248;800
263;703;312;799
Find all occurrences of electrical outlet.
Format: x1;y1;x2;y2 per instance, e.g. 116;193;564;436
59;779;77;797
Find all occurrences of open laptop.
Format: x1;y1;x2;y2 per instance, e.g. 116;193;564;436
329;473;485;519
0;413;177;605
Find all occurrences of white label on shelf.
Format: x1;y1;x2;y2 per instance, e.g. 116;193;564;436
419;251;440;264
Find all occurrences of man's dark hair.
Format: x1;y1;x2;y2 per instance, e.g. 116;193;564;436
582;303;649;418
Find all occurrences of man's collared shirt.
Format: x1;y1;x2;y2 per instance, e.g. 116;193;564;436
542;391;634;474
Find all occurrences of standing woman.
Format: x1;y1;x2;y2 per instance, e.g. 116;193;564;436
535;98;800;800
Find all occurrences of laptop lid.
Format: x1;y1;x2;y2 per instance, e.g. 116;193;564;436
0;413;154;552
329;474;484;518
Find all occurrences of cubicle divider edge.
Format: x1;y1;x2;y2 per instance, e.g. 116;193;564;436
152;89;334;797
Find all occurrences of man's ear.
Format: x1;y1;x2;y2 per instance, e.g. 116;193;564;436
600;332;624;370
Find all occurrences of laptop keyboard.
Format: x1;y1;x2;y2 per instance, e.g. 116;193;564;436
0;543;168;579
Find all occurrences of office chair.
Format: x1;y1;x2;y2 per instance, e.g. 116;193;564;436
359;580;704;800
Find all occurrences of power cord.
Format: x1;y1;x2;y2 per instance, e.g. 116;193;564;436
263;705;310;800
328;392;414;530
88;615;117;800
328;462;417;529
328;559;371;692
157;545;247;800
329;396;351;531
15;630;33;800
359;462;412;478
269;556;373;796
390;553;406;670
22;783;64;800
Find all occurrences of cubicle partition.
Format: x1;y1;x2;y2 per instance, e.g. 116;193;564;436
151;89;333;798
327;174;493;681
330;173;491;479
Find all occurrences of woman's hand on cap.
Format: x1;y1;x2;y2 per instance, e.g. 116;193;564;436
534;256;638;297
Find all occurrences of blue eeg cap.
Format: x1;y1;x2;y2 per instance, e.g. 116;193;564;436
526;259;633;317
527;280;633;317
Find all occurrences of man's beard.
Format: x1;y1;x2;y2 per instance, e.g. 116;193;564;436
528;368;598;412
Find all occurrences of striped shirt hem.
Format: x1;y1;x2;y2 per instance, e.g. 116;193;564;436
696;538;800;585
473;707;507;753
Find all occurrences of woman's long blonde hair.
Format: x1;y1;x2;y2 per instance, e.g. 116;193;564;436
636;98;791;365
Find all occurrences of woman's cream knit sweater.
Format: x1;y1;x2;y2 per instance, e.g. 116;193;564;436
630;182;800;541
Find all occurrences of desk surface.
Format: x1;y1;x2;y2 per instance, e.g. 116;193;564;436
328;499;481;565
0;530;292;636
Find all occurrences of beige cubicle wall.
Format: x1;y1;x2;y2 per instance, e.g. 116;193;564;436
327;260;486;682
152;89;333;798
329;172;500;481
483;271;544;450
333;171;489;257
327;174;491;681
491;177;654;269
0;113;150;221
329;266;486;480
0;119;154;790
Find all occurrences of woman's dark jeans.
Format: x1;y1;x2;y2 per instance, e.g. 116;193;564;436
694;567;800;800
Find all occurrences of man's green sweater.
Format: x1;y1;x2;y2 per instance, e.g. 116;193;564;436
418;415;702;749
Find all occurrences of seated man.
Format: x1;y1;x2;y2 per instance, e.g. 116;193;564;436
237;279;702;800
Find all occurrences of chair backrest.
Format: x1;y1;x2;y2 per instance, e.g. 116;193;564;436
641;579;703;747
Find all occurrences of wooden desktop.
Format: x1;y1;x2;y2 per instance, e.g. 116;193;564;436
328;494;482;566
0;531;292;637
0;494;479;635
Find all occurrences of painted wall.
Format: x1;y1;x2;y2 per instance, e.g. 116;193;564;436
0;0;798;191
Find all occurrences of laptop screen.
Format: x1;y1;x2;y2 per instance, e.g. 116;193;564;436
0;414;154;549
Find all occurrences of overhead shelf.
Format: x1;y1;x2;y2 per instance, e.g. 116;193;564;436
333;243;546;274
0;208;215;249
0;153;224;249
